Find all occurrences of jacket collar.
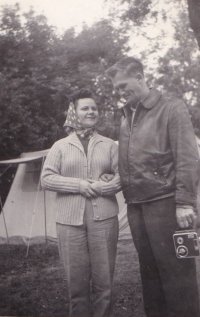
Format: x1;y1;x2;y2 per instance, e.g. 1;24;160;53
123;87;162;117
140;87;162;109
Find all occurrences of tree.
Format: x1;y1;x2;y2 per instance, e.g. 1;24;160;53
105;0;200;136
47;19;129;140
107;0;200;53
154;9;200;137
0;4;130;202
106;0;159;25
155;10;200;100
187;0;200;50
0;4;130;163
0;5;65;160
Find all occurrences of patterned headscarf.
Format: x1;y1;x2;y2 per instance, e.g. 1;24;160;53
63;102;96;139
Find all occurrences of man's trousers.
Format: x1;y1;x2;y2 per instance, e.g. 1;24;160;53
56;199;119;317
127;196;200;317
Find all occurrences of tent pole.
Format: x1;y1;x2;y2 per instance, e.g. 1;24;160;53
0;164;12;178
0;196;10;244
44;190;47;244
26;157;45;258
0;164;12;244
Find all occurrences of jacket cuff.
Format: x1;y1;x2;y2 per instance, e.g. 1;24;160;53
175;191;197;207
176;204;193;209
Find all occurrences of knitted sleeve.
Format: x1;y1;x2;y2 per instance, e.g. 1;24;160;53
101;141;121;195
41;142;81;193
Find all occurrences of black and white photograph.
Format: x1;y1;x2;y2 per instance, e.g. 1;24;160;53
0;0;200;316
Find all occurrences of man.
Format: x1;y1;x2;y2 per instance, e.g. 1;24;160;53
106;57;200;317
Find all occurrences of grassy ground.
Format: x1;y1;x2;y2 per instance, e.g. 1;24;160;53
0;240;144;317
0;239;200;317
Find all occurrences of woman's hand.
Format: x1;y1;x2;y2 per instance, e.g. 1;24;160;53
87;179;102;196
100;173;121;196
100;173;115;182
90;181;102;196
79;180;97;198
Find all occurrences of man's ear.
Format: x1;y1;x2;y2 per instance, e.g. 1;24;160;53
136;73;143;83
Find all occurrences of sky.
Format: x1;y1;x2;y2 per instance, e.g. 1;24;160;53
0;0;180;64
0;0;109;32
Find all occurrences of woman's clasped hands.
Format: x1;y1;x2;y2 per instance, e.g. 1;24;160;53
79;179;101;198
79;173;115;198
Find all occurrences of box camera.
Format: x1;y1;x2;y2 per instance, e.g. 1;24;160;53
173;228;200;258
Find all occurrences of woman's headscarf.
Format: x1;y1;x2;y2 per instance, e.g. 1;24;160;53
63;102;96;139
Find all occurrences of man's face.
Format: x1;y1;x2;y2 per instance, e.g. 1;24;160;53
111;71;143;105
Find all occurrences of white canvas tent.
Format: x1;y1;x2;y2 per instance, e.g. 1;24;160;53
0;149;131;246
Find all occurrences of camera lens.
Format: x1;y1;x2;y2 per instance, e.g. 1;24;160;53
177;246;188;257
177;237;184;244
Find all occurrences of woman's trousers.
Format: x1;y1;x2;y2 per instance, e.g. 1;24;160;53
56;199;119;317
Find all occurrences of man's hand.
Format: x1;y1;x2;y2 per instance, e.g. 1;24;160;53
87;179;102;196
79;180;97;198
100;173;115;182
176;206;197;228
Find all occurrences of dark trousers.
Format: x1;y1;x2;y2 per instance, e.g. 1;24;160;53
127;196;200;317
56;199;119;317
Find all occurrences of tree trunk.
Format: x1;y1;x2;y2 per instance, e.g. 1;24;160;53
187;0;200;50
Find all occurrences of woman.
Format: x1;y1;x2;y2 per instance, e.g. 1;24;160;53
41;89;121;317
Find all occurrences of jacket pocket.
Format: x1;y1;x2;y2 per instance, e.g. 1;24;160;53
145;155;169;186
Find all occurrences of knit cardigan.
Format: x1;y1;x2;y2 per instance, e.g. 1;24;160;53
41;132;121;225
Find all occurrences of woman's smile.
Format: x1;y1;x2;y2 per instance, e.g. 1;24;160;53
76;98;99;128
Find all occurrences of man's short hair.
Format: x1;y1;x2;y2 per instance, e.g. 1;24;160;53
69;89;96;107
106;57;144;78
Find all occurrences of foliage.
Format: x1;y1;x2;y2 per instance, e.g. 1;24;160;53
0;4;129;203
107;0;158;26
187;0;200;50
155;11;200;95
154;10;200;137
0;5;63;159
106;0;200;137
1;1;199;161
0;5;129;163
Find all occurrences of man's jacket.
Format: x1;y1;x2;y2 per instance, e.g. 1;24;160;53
119;87;200;206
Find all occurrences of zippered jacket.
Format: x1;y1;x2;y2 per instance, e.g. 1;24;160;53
119;87;200;206
41;132;120;225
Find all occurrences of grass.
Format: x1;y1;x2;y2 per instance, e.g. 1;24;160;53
0;239;200;317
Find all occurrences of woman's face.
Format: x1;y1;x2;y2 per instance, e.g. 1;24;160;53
76;98;99;128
